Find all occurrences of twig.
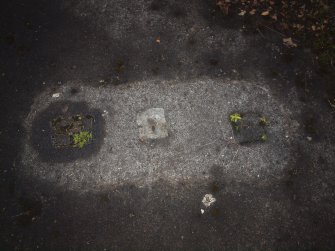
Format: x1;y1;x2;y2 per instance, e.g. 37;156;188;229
259;24;288;38
226;149;239;168
256;27;272;42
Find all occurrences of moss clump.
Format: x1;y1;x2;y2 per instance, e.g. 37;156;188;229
229;113;242;123
259;116;269;126
115;60;125;73
260;134;268;141
73;131;93;149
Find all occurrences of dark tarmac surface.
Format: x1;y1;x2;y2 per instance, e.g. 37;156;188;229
1;0;335;250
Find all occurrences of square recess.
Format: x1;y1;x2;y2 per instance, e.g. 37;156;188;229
230;112;268;144
50;114;94;148
137;108;168;141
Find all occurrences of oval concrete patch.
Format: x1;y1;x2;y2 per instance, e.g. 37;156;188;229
20;79;305;191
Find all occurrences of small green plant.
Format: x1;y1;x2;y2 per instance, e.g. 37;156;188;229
259;116;268;126
73;131;93;149
116;60;125;73
230;113;242;123
260;134;268;141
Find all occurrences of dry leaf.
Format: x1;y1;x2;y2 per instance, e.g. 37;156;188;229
281;23;289;30
271;14;277;20
261;10;270;16
283;37;298;48
249;9;256;15
238;10;246;16
217;0;230;15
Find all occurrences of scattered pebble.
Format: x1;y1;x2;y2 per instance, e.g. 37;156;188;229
307;136;312;141
102;110;109;117
201;209;205;214
202;194;216;208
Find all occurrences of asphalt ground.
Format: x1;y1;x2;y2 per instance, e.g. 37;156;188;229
1;0;335;250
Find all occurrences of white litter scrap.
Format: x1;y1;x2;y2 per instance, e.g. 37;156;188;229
136;108;168;140
202;194;216;208
52;93;60;98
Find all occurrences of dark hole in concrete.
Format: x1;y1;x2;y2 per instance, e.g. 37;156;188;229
50;114;93;148
230;112;268;145
31;101;105;163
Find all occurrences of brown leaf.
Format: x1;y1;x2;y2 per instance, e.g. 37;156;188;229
238;10;247;16
249;9;256;15
281;23;289;30
261;10;270;16
283;37;298;48
271;14;277;20
217;1;230;15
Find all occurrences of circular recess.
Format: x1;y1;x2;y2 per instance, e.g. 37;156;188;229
31;101;105;162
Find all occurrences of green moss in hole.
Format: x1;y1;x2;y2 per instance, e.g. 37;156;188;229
73;131;93;149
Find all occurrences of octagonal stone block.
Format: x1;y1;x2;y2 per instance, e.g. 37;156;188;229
137;108;168;141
